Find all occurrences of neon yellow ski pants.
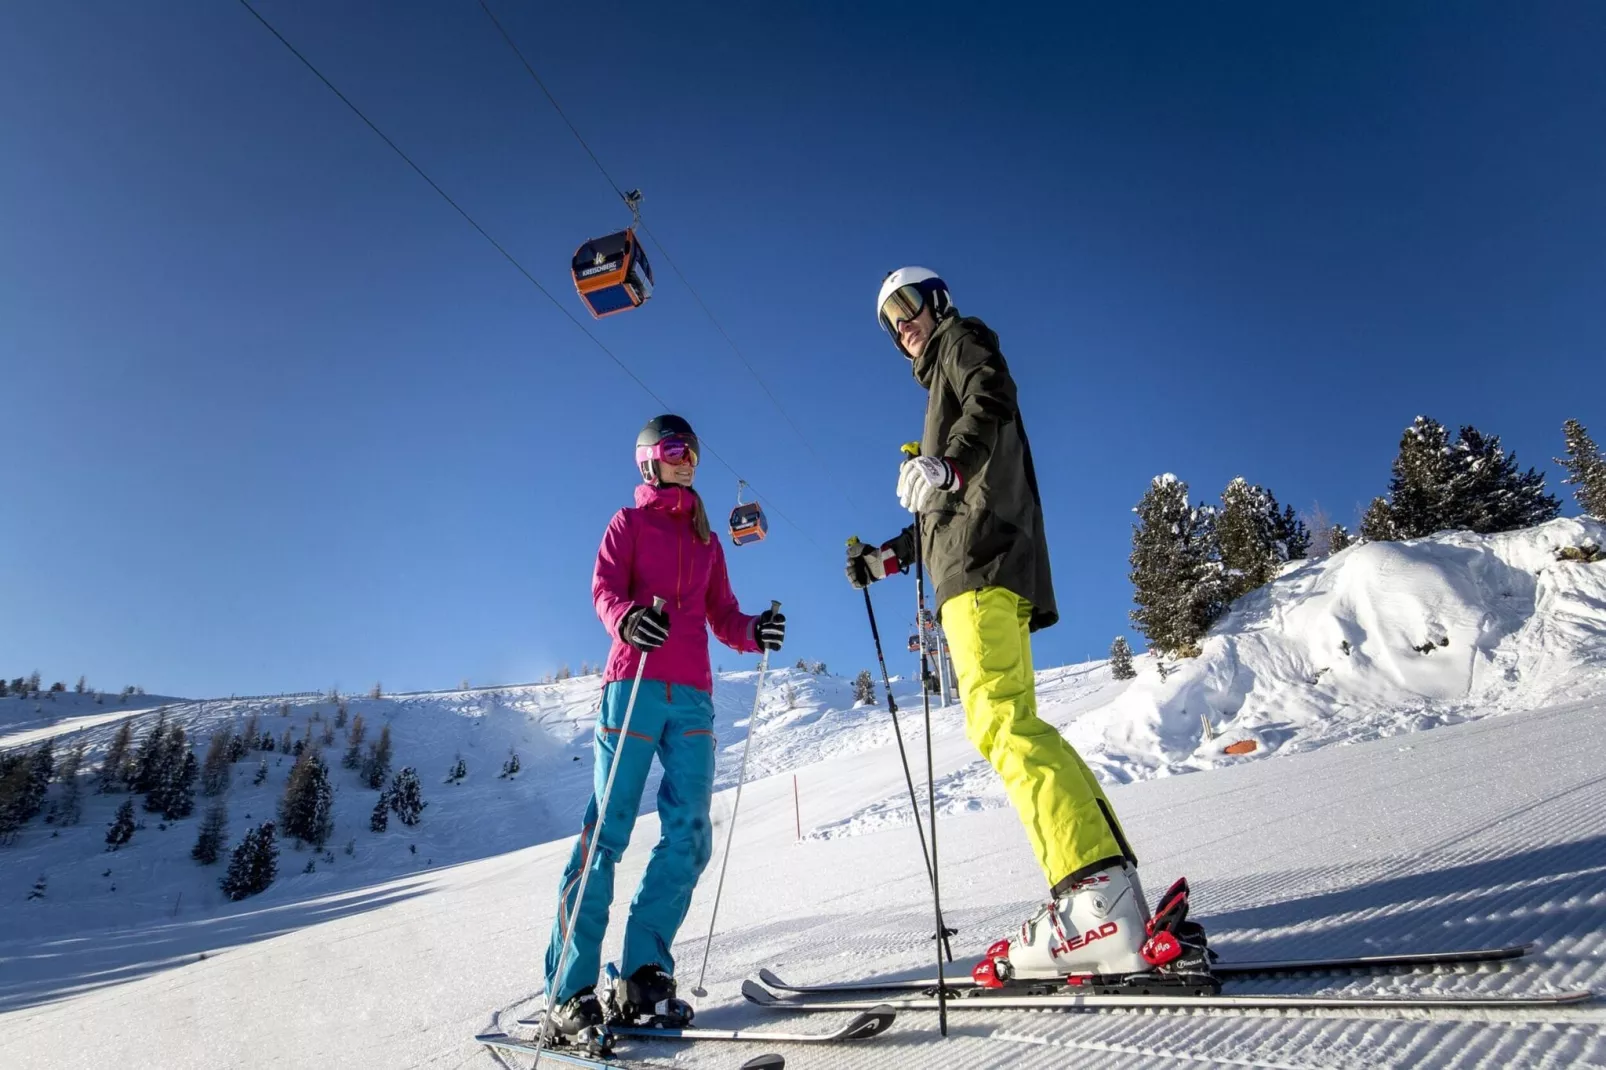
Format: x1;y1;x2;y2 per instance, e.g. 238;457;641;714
943;587;1130;891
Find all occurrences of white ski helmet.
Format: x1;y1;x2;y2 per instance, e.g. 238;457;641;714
876;266;952;352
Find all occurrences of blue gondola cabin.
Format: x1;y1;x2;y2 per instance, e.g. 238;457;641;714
572;229;654;319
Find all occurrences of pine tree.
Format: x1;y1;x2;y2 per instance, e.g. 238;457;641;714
363;724;392;790
499;750;520;779
219;821;278;900
446;754;466;783
1329;524;1353;553
1557;419;1606;520
106;799;136;849
242;713;261;753
253;758;268;785
370;792;389;832
342;715;367;770
27;738;56;819
148;727;196;820
852;669;877;706
388;767;425;826
1387;417;1455;539
1110;637;1137;680
75;675;86;694
1217;478;1283;600
0;759;33;842
1444;425;1559;533
191;802;227;864
1360;496;1398;542
279;750;334;848
99;721;134;793
56;740;85;826
1129;475;1225;656
130;712;170;795
201;731;233;797
279;727;293;755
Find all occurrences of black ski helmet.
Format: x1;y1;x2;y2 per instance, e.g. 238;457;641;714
635;414;699;484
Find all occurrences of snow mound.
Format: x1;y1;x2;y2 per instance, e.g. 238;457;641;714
1072;517;1606;779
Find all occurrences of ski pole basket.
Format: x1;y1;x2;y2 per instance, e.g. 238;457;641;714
728;480;769;546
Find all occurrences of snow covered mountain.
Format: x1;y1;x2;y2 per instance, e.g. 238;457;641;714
2;519;1603;1067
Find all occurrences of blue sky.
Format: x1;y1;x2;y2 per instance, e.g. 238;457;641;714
3;2;1603;697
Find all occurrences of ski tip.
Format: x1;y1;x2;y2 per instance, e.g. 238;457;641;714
474;1033;511;1042
757;967;787;989
741;978;781;1006
740;1056;785;1070
844;1005;898;1040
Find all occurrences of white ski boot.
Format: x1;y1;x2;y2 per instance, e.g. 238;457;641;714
974;863;1154;986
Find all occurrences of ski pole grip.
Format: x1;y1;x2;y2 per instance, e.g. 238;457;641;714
901;441;921;459
769;599;781;613
652;596;666;610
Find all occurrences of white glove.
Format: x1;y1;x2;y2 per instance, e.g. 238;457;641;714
897;456;960;513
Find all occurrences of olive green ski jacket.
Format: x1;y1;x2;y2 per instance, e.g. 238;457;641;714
885;312;1058;632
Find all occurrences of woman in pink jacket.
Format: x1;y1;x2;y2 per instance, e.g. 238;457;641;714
543;414;785;1040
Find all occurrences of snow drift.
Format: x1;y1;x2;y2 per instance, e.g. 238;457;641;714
1071;517;1606;780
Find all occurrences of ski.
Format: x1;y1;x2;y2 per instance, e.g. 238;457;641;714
477;1032;784;1069
515;1005;895;1044
608;1005;896;1044
755;942;1535;996
741;978;1593;1013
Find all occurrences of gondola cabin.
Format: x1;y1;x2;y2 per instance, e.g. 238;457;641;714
571;229;654;319
907;635;921;653
728;501;768;546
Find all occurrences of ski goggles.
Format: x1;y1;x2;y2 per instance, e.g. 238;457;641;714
878;283;928;336
636;434;699;468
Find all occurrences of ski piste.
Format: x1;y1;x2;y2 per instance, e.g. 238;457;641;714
754;941;1537;995
477;1032;785;1069
515;1004;897;1044
740;978;1593;1013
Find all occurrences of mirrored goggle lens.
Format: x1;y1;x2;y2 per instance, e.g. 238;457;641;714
879;284;926;334
655;436;698;466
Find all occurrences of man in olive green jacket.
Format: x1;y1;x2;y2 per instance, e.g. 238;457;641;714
847;267;1169;987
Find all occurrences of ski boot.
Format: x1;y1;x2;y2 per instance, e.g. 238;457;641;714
543;987;612;1054
604;964;695;1027
973;864;1220;995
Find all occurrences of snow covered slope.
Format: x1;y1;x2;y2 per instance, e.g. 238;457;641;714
5;688;1602;1069
1073;517;1606;782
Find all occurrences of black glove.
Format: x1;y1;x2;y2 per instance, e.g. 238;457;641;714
754;607;786;652
620;604;671;652
845;539;900;590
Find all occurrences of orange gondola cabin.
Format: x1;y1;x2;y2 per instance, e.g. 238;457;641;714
571;228;654;319
728;501;768;546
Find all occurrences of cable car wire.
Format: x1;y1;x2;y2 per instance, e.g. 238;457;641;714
236;0;822;553
476;0;868;518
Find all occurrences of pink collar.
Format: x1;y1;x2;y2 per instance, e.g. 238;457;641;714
634;483;695;514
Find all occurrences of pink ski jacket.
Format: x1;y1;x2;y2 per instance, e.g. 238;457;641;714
594;484;759;692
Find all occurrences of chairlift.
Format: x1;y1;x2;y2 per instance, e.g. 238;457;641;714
571;191;654;319
729;480;769;546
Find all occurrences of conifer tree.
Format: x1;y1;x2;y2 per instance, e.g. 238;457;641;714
201;731;233;797
1387;417;1454;539
1217;478;1282;600
342;714;366;770
1129;475;1225;656
363;724;392;790
1360;496;1398;542
1444;425;1559;532
191;802;227;864
99;720;134;793
131;711;170;795
253;758;268;785
220;821;278;900
241;713;260;753
852;669;877;705
279;750;334;848
370;791;389;832
499;750;520;778
148;728;196;820
1329;524;1353;553
0;759;33;842
106;799;136;850
388;767;425;826
1557;418;1606;520
27;738;55;818
1110;637;1137;680
56;740;85;826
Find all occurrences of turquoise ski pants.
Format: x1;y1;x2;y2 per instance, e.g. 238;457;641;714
545;680;717;1002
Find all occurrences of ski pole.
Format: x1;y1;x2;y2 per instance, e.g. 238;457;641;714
691;600;781;999
902;442;949;1037
849;538;954;964
533;596;664;1070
